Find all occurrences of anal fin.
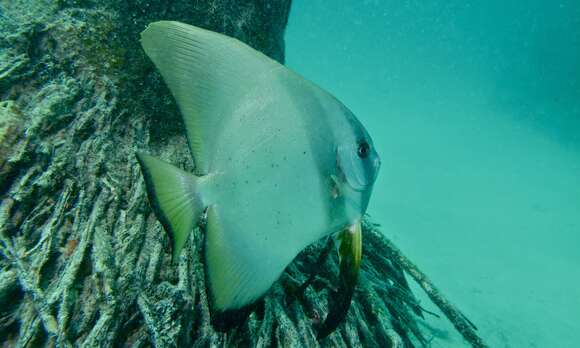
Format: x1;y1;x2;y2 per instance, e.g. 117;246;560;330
204;205;288;312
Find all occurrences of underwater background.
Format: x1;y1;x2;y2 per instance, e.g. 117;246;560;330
287;1;580;347
1;0;578;346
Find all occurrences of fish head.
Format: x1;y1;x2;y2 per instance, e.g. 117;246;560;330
334;108;381;219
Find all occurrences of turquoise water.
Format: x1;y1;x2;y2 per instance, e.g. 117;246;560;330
287;1;580;347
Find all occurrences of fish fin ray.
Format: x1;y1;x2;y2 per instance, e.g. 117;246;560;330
140;21;280;174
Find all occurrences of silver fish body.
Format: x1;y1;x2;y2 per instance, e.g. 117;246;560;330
136;21;380;320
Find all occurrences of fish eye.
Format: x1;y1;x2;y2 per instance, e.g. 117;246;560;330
357;141;370;159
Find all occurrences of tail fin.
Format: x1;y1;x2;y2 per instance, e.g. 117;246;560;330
136;152;205;261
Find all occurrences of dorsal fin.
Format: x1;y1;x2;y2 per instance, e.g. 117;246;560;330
140;21;280;175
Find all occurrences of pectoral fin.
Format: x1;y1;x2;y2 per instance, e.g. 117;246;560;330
317;221;362;339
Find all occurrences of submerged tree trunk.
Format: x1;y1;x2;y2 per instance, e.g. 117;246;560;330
0;1;486;347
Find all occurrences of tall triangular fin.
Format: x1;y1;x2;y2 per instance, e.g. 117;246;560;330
140;21;280;175
205;205;293;311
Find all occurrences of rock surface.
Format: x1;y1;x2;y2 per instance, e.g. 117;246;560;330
0;1;480;347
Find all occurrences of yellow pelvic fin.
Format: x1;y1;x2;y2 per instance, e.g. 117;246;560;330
317;220;362;339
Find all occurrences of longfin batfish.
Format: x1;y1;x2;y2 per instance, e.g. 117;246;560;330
137;21;380;337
